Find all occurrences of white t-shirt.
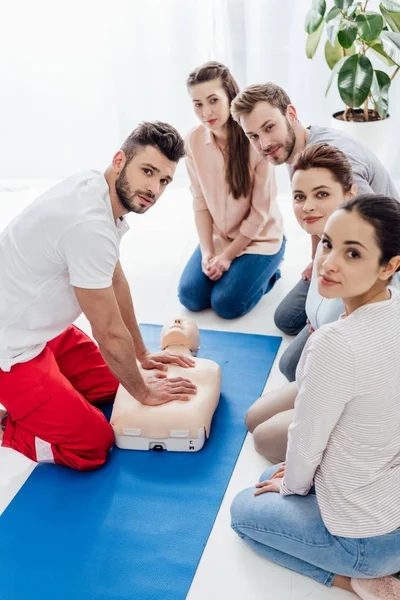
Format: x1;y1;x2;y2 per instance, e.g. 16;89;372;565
0;171;129;371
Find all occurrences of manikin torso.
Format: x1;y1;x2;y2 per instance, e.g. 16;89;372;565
111;343;221;440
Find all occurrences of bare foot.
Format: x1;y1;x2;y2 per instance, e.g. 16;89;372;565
332;575;355;594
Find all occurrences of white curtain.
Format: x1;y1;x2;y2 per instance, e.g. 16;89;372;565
1;0;399;182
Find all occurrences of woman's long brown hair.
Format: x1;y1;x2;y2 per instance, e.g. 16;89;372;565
187;61;251;200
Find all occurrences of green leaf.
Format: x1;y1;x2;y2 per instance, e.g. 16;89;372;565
380;0;400;11
346;2;359;17
381;0;400;8
356;13;384;41
370;69;391;117
326;56;348;95
381;30;400;64
326;6;341;21
369;41;397;65
338;54;374;107
305;0;326;34
306;20;325;58
327;15;343;45
338;21;358;48
334;0;353;9
325;38;356;68
380;2;400;33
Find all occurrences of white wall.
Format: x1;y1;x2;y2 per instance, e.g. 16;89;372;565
0;0;399;187
0;0;119;178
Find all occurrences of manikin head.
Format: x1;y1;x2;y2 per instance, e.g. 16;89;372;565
317;194;400;302
186;61;251;200
291;143;357;236
231;82;298;165
109;121;185;216
161;318;201;354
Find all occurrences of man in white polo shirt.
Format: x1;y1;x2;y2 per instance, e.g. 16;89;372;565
0;121;197;470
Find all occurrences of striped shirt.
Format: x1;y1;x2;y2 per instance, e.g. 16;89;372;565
282;290;400;538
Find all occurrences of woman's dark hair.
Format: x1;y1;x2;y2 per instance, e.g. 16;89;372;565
339;194;400;269
187;61;251;200
291;143;353;193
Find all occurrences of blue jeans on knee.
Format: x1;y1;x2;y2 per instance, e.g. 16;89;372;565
231;465;400;586
274;279;310;336
178;239;286;319
279;324;310;382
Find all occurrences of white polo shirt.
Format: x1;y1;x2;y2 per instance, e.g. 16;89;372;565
0;171;129;371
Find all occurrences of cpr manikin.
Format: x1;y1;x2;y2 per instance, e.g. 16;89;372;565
111;318;221;451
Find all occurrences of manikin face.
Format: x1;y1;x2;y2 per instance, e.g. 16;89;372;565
190;79;231;133
114;145;176;215
292;168;357;236
161;318;201;354
240;101;296;165
317;209;393;300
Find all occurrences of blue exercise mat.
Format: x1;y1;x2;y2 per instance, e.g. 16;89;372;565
0;325;281;600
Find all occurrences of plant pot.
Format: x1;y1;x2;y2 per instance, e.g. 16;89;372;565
330;110;391;164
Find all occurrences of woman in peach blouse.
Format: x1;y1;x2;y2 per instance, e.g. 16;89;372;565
178;62;285;319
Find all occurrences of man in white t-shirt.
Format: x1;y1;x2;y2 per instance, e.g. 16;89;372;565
0;121;197;471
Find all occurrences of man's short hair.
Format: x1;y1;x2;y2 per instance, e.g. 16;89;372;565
121;121;185;164
231;83;292;122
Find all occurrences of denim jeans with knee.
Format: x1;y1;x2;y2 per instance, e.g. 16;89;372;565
274;279;310;335
279;324;310;382
178;239;286;320
231;465;400;586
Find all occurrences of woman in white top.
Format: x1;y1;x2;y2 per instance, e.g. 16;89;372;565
246;143;357;462
277;143;359;382
231;194;400;600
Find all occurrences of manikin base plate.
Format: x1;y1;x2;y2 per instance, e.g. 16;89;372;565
112;426;206;452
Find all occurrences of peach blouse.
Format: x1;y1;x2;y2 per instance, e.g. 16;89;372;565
185;125;284;256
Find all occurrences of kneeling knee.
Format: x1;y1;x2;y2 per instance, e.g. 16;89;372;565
279;352;297;383
78;421;114;471
253;423;284;464
230;488;254;533
178;284;208;313
245;407;258;433
211;295;246;320
274;308;302;336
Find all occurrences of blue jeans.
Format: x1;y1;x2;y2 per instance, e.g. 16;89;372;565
178;239;286;319
231;465;400;586
274;278;309;336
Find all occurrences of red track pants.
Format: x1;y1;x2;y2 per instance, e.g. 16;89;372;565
0;325;118;470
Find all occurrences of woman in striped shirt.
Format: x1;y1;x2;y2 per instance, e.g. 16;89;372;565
246;143;357;463
231;194;400;599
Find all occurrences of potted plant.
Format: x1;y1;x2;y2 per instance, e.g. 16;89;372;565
305;0;400;160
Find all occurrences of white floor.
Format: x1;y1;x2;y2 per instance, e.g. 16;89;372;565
0;179;355;599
